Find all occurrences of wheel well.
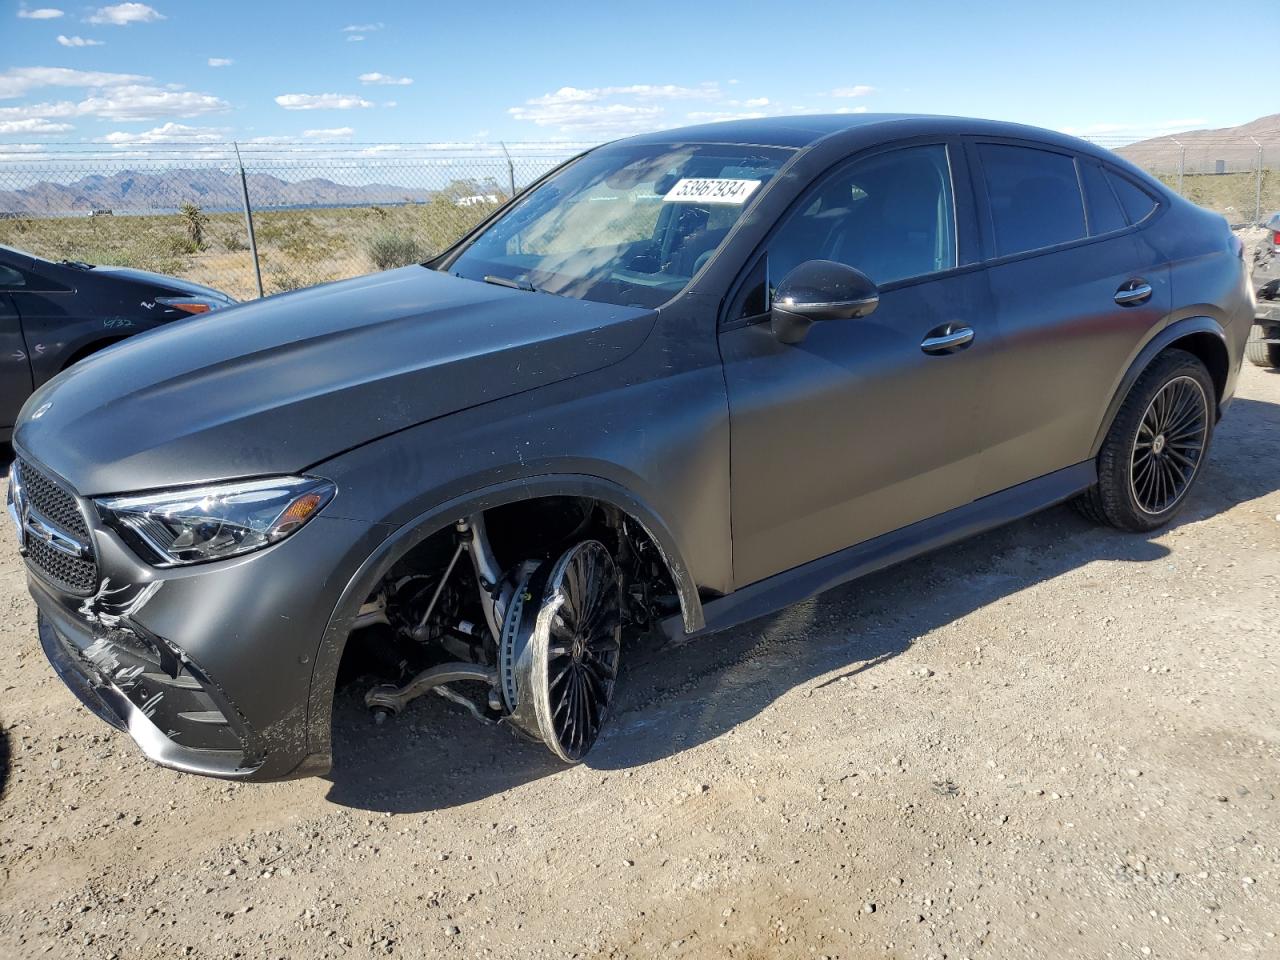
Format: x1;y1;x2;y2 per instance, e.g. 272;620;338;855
61;336;127;371
334;495;682;710
381;496;682;625
1166;332;1228;407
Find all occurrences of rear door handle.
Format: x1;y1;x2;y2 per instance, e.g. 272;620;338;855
921;325;975;355
1114;279;1153;306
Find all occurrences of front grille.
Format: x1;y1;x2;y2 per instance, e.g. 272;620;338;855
16;458;99;594
25;533;99;594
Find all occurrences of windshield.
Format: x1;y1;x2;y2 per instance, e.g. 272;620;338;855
444;142;794;308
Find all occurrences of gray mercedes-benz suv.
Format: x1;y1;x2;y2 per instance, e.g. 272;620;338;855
7;115;1254;781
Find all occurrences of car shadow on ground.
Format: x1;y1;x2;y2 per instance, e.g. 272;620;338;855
324;395;1280;813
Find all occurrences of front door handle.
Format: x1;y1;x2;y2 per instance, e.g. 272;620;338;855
1115;279;1153;306
921;325;975;355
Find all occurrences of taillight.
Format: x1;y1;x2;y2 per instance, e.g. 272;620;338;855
1273;230;1280;246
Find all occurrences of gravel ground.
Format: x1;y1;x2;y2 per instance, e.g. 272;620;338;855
0;363;1277;960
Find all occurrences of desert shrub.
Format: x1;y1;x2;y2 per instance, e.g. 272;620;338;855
268;268;306;294
220;230;247;252
365;228;425;271
179;202;209;250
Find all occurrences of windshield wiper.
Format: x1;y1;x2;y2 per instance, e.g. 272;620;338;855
58;259;95;270
482;274;539;293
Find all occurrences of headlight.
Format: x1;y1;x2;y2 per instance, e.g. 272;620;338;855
96;476;335;567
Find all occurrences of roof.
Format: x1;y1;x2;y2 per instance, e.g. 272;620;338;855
618;113;1117;164
623;113;926;149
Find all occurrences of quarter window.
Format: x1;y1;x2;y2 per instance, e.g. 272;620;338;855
979;143;1086;257
764;144;956;293
1106;170;1158;225
1079;161;1127;236
0;264;24;289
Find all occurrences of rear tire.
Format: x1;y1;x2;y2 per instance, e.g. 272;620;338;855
1245;325;1280;368
1074;349;1215;532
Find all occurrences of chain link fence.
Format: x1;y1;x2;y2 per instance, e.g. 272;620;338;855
0;136;1276;301
0;142;587;300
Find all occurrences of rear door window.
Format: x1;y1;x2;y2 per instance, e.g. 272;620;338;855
1106;170;1159;225
978;143;1086;257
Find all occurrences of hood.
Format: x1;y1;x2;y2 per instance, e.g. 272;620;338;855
88;265;235;302
15;265;655;495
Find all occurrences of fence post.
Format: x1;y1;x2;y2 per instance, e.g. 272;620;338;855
1251;137;1263;226
1172;138;1184;195
499;141;516;200
233;141;265;298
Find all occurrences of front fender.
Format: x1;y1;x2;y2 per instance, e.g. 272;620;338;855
302;472;706;768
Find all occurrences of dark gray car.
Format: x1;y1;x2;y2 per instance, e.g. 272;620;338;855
7;115;1254;781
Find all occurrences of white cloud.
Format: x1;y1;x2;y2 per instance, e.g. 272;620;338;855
18;6;64;18
96;121;226;143
831;85;875;98
685;110;767;124
346;35;364;42
78;85;227;119
510;100;664;135
87;3;164;25
303;126;354;139
358;72;412;86
207;57;232;67
832;105;870;115
0;117;74;134
743;97;769;108
0;68;228;123
274;92;374;110
342;22;383;31
0;66;146;98
57;34;104;46
509;82;724;135
527;83;718;106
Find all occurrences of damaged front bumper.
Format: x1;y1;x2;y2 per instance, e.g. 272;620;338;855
13;450;389;782
36;583;259;778
36;599;259;778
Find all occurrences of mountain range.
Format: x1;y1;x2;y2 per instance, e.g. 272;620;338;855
0;168;436;216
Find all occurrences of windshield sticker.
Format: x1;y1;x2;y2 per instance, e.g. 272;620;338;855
662;178;762;205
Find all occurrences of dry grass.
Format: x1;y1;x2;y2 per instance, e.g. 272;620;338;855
0;197;501;301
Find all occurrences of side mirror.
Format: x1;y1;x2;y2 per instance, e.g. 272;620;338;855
770;259;879;345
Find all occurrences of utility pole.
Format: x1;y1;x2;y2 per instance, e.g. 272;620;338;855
234;141;265;298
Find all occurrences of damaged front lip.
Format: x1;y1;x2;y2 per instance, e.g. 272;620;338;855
32;574;263;779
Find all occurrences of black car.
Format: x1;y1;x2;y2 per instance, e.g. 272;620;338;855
0;244;234;441
8;114;1253;781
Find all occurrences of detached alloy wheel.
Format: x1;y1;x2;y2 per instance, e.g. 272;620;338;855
1075;349;1215;532
504;540;622;763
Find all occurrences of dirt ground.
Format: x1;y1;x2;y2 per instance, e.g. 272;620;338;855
0;363;1276;960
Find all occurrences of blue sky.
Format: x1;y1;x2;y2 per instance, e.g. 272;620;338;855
1;0;1271;147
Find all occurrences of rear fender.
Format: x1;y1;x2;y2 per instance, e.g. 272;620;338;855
1089;316;1227;457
